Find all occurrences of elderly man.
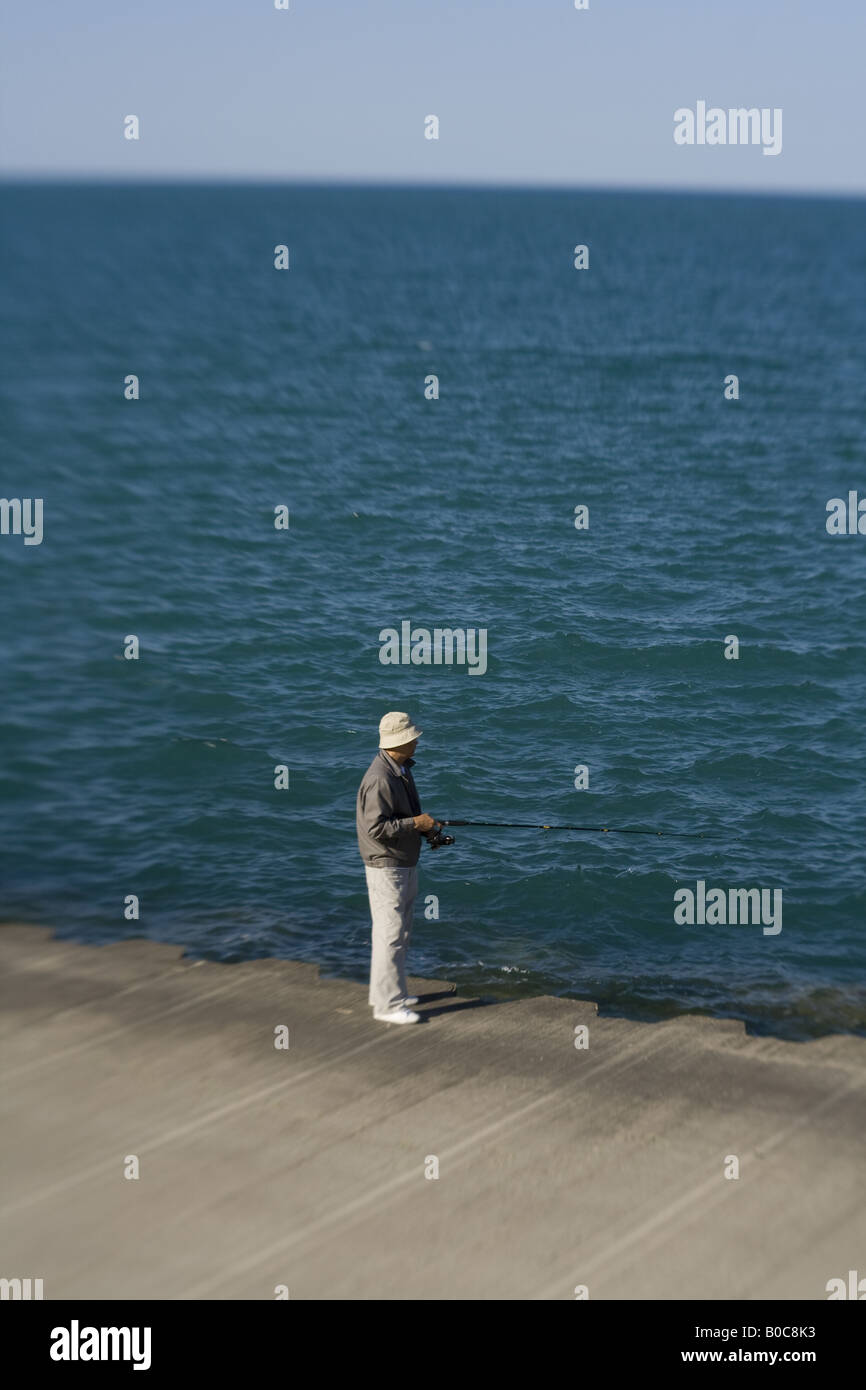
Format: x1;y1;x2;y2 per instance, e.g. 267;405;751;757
357;711;436;1024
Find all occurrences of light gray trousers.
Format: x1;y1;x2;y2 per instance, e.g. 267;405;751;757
365;863;418;1012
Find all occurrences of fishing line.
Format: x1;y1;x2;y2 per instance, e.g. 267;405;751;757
439;820;708;841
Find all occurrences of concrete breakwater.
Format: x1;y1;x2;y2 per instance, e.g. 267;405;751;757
1;923;864;1300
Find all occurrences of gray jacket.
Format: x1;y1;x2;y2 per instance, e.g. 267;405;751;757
356;750;422;867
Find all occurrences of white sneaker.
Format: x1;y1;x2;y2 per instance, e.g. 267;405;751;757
402;996;419;1006
373;1006;421;1025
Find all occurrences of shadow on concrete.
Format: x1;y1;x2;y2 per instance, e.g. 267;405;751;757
414;988;458;1005
417;994;500;1019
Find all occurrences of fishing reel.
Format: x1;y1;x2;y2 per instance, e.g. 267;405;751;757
425;821;455;850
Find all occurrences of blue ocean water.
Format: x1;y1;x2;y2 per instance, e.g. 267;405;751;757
1;183;864;1038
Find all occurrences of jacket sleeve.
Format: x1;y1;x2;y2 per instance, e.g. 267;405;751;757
360;779;417;842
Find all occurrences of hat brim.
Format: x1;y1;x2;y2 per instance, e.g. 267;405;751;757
379;726;423;749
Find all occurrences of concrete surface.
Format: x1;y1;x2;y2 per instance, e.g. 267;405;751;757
1;922;864;1300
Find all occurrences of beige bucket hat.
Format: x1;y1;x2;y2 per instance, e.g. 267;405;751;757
379;711;423;749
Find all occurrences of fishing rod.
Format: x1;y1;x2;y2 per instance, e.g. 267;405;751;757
425;819;708;847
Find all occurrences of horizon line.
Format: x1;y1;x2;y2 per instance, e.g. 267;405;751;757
1;173;864;202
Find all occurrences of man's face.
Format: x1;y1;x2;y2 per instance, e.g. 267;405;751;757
388;739;418;760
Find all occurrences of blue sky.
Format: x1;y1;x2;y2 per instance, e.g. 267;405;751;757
2;0;863;192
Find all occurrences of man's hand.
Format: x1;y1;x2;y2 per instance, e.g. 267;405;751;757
413;814;436;832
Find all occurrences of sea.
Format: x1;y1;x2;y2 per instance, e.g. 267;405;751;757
1;182;864;1039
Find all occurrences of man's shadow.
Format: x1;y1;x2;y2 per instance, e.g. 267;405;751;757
413;989;500;1019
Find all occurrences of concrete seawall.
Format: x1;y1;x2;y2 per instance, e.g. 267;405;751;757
2;923;864;1300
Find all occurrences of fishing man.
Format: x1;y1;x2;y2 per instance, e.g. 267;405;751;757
357;711;436;1024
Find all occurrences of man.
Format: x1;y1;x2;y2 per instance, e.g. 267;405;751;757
356;711;437;1024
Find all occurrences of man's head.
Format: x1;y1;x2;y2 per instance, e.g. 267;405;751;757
379;711;422;762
